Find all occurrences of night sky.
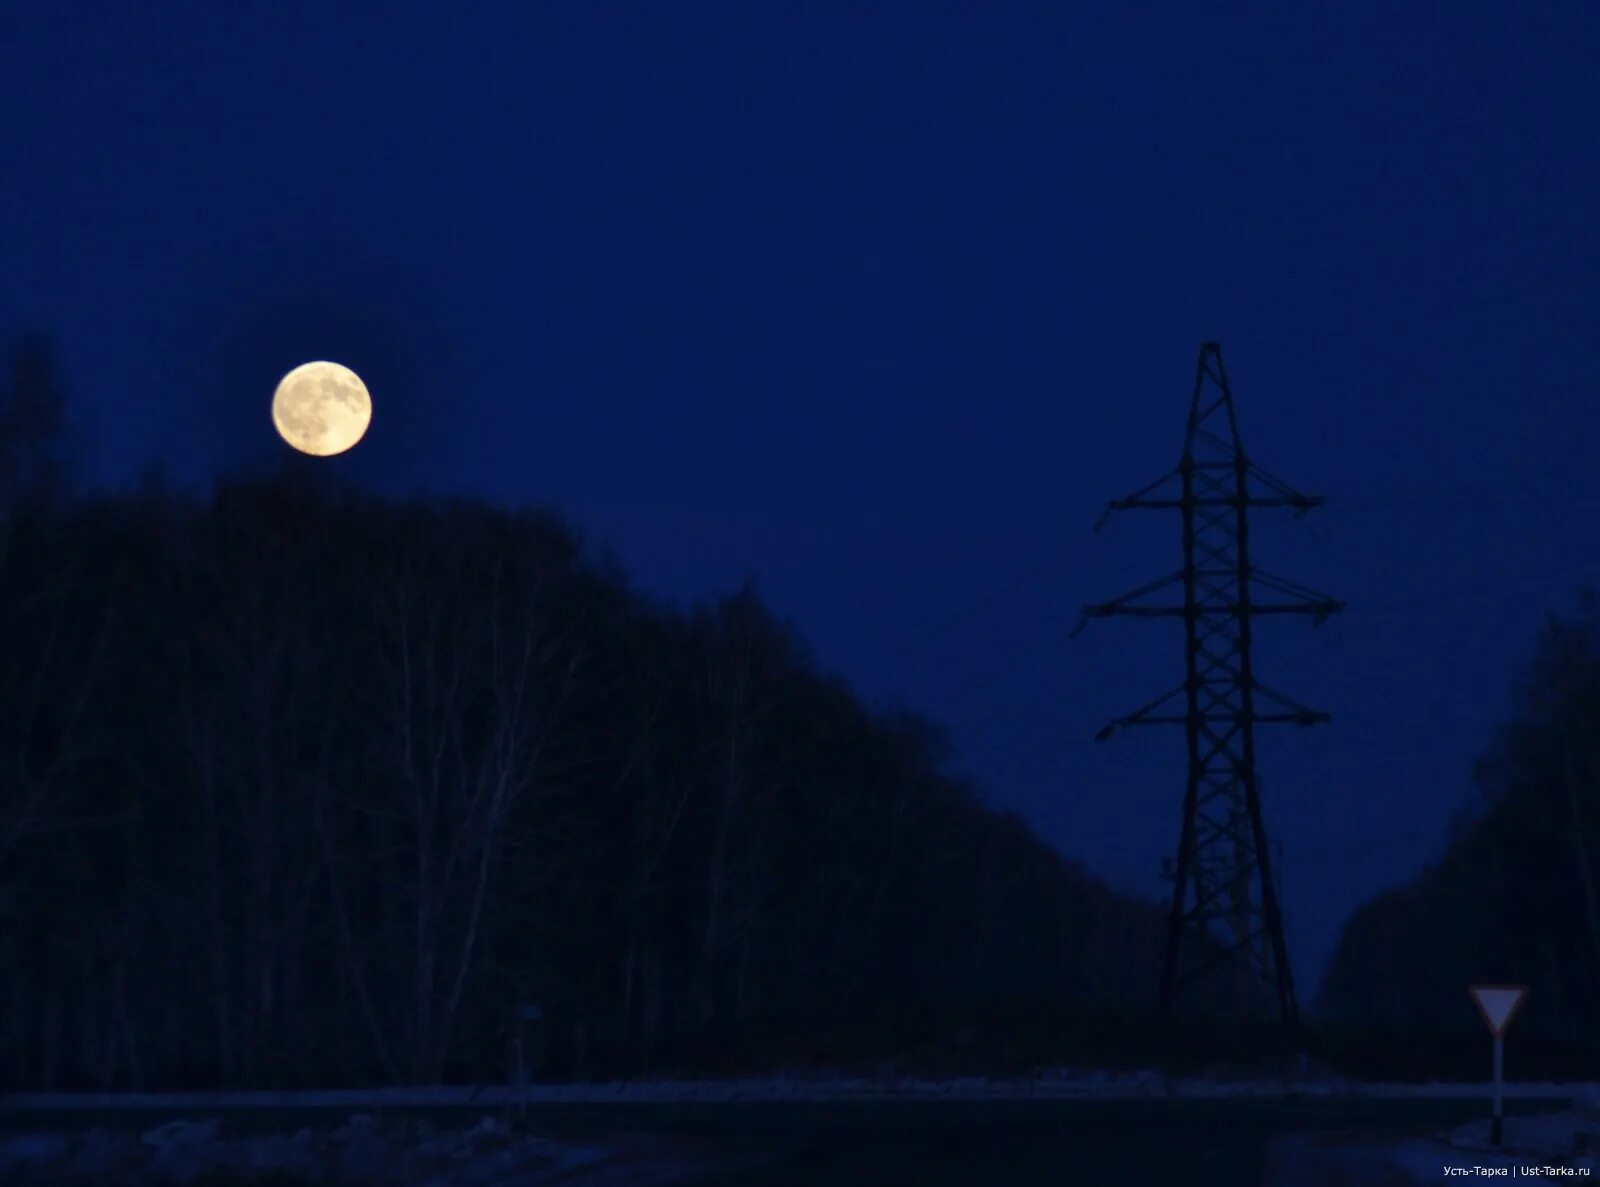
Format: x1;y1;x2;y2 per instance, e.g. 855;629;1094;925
5;1;1599;998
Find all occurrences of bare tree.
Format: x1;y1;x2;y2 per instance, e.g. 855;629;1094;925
691;583;787;1026
361;508;579;1082
154;485;342;1083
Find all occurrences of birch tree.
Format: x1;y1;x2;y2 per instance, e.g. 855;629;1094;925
358;504;580;1082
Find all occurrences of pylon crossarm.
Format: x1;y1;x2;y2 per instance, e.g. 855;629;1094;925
1247;603;1341;618
1250;680;1319;714
1244;459;1323;510
1099;471;1183;526
1094;605;1187;618
1251;568;1344;611
1104;496;1320;511
1094;682;1187;740
1117;466;1181;503
1242;496;1324;510
1078;570;1186;622
1146;599;1337;617
1251;680;1330;724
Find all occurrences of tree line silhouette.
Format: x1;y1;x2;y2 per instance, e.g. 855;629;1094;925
1316;587;1600;1078
0;338;1167;1090
3;333;1595;1090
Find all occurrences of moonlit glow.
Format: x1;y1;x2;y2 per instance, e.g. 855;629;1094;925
271;361;372;457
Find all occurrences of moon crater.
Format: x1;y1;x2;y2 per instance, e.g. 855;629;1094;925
272;361;372;456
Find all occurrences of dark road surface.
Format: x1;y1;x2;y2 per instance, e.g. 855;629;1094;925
633;1098;1566;1186
1;1096;1575;1186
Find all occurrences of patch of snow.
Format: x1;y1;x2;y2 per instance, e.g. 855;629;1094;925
142;1117;224;1184
1266;1109;1600;1186
0;1131;71;1173
65;1128;135;1180
2;1074;1595;1113
0;1113;641;1186
1445;1110;1600;1158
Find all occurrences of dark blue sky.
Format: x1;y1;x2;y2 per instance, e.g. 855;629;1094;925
5;1;1599;997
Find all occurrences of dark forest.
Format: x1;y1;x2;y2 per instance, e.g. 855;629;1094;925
2;337;1597;1092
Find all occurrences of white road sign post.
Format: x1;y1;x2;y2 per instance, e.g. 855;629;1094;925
1469;984;1529;1147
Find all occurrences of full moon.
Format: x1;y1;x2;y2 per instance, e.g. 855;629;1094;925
271;361;372;456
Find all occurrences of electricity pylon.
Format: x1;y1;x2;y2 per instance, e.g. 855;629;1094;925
1073;343;1341;1028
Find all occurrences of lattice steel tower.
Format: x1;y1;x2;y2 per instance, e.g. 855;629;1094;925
1073;343;1341;1027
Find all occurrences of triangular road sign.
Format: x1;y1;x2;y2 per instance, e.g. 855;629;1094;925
1469;984;1529;1036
